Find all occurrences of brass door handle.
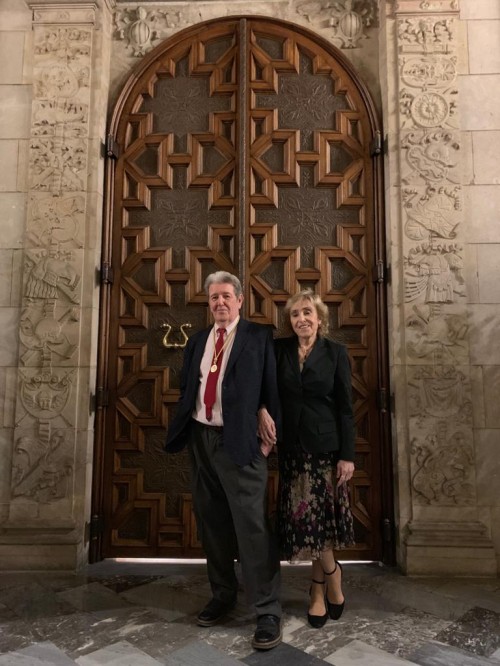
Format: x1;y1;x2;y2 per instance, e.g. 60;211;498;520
161;322;192;349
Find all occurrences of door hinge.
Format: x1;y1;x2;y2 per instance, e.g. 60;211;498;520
101;261;114;285
105;133;121;159
383;518;393;543
89;514;104;542
370;130;382;157
95;386;109;409
373;259;386;284
377;387;388;413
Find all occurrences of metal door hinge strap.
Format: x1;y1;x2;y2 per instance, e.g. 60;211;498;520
370;130;382;156
377;388;388;413
101;262;114;285
373;260;385;283
106;133;121;159
96;386;109;408
383;518;393;543
90;514;104;540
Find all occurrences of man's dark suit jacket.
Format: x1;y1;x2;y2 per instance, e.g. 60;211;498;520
165;318;281;467
275;335;355;461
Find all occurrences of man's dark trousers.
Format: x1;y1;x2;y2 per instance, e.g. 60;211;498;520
189;420;281;618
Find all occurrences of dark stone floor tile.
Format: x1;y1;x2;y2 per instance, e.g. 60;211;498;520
98;574;167;594
408;640;500;665
0;582;76;620
243;641;327;665
434;607;500;657
28;608;163;658
56;581;133;613
165;640;243;665
0;618;44;654
6;641;77;665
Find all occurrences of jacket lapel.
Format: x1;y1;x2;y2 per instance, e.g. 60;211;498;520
193;328;211;372
283;336;301;378
223;318;249;376
301;336;327;373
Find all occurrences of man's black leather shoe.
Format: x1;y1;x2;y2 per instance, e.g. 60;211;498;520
251;614;282;650
196;598;235;627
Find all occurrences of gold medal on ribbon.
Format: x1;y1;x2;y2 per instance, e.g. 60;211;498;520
210;364;218;373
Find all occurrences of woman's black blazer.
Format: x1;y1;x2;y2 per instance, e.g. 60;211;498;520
275;335;355;460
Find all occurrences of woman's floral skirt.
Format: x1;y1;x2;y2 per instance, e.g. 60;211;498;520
277;447;355;562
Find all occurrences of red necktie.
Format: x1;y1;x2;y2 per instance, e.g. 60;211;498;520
204;327;226;421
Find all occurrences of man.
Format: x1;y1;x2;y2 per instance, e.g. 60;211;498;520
165;271;282;650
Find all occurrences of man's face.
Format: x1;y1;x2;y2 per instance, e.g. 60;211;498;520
208;282;243;326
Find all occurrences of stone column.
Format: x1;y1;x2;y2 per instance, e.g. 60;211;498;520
0;0;113;570
384;0;496;574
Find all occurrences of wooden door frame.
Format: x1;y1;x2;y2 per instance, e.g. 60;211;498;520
90;15;393;564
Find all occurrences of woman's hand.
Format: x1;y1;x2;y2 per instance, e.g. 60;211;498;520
257;406;277;456
336;459;355;485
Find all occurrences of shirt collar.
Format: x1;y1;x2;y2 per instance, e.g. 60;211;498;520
214;315;239;336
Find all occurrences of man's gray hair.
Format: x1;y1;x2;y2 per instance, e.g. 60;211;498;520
204;271;243;297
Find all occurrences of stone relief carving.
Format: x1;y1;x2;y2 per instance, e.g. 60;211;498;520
33;100;89;138
408;366;472;422
24;249;81;304
114;6;189;56
403;186;460;241
34;64;89;99
34;27;91;59
27;194;85;249
10;13;95;515
401;130;460;185
418;0;459;11
29;138;87;192
295;0;378;48
410;423;475;505
397;16;455;53
401;55;457;88
12;427;73;503
400;88;458;128
32;6;95;24
20;303;79;367
18;369;75;425
406;304;468;363
404;242;464;303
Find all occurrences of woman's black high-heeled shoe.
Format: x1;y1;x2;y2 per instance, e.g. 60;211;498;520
307;579;328;628
324;561;345;620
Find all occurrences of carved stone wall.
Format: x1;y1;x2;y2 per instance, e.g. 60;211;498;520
0;1;113;570
385;0;496;574
110;1;381;105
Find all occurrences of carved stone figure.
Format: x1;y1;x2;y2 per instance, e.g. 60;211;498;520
404;242;463;304
114;6;188;56
25;249;80;303
398;16;454;52
403;186;460;241
408;366;472;422
18;369;74;423
27;194;84;249
401;130;460;184
406;304;468;362
12;429;72;503
20;305;79;367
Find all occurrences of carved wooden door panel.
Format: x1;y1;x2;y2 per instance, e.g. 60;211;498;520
94;18;389;561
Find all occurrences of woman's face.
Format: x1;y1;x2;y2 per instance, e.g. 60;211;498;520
289;298;321;340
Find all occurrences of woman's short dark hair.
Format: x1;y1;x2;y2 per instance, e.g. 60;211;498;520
285;289;330;336
204;271;243;297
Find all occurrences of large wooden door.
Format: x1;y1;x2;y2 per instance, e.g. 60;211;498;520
92;18;391;562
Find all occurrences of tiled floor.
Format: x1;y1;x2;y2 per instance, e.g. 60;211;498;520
0;560;499;665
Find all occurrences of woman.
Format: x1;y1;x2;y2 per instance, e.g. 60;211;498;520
259;289;355;628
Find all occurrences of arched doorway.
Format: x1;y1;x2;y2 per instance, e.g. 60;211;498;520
91;17;392;562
